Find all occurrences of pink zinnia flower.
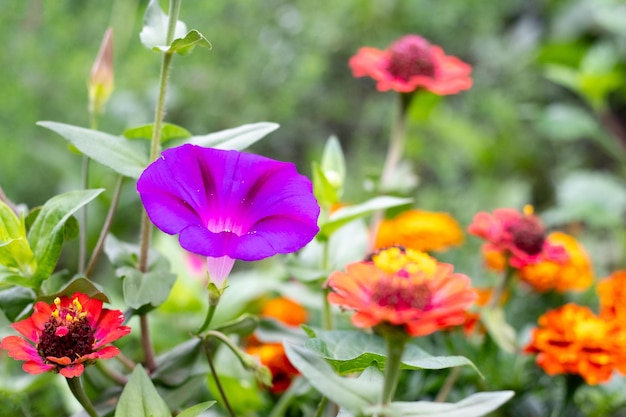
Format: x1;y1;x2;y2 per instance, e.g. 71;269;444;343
468;206;568;270
349;34;472;94
1;293;131;378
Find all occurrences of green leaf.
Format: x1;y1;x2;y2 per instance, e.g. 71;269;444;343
152;339;202;387
186;122;279;150
536;104;600;142
312;161;340;208
28;189;104;285
37;121;148;179
0;201;35;276
284;342;375;414
481;307;517;354
364;391;514;417
320;135;346;194
177;401;216;417
306;330;479;376
139;0;188;51
0;286;35;322
124;123;192;143
168;30;212;55
36;277;110;305
319;196;412;238
115;365;171;417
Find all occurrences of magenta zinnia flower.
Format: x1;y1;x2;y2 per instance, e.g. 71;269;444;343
137;144;320;284
1;293;131;378
349;34;472;94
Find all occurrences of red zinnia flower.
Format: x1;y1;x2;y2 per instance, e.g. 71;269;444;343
468;206;568;270
327;247;476;337
1;293;131;378
349;34;472;94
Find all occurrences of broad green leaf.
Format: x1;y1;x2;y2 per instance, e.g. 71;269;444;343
543;65;580;93
37;121;148;179
124;123;192;143
321;135;346;194
118;265;177;310
536;104;599;142
168;29;212;55
0;201;35;276
312;161;340;209
186;122;279;150
364;391;514;417
305;330;478;376
284;342;375;414
115;365;171;417
0;286;35;322
36;277;109;305
177;401;216;417
28;189;104;285
481;307;517;354
152;339;202;387
319;196;412;238
139;0;187;51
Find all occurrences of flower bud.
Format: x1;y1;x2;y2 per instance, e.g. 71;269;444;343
88;28;114;115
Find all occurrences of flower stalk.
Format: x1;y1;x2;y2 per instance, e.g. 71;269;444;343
380;327;408;405
66;376;99;417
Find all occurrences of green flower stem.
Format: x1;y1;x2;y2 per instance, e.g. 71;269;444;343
381;331;408;405
84;175;124;277
66;376;99;417
202;338;237;417
314;396;329;417
197;283;221;334
202;330;250;369
487;263;515;309
434;366;461;402
137;0;182;375
321;239;334;330
95;360;128;386
78;155;90;274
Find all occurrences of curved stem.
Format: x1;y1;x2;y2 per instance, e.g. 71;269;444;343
66;377;99;417
202;339;237;417
95;360;128;386
85;175;124;277
197;302;218;335
435;366;461;402
381;333;407;405
140;314;157;373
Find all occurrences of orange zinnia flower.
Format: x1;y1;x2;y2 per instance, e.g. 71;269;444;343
375;209;464;253
327;247;476;337
349;34;472;94
468;206;568;270
524;303;626;385
518;232;593;293
597;270;626;322
246;297;308;393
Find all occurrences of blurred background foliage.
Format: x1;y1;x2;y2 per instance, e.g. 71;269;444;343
1;1;626;416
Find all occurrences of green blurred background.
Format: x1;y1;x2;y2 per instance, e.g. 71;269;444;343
1;0;625;272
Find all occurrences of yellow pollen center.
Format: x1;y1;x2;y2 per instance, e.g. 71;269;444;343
372;247;437;276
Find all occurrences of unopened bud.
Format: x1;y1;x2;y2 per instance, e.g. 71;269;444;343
88;28;114;115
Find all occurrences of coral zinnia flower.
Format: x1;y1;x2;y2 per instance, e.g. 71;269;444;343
327;247;476;337
468;206;568;270
375;209;464;252
349;34;472;94
519;232;593;293
525;303;626;385
1;293;131;378
597;270;626;322
137;144;320;285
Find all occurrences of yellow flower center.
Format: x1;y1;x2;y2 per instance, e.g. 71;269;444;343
372;246;437;276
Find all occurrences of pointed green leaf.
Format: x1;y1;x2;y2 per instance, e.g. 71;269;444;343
177;401;216;417
321;135;346;193
36;277;109;305
365;391;514;417
186;122;279;150
124;123;192;143
37;121;148;179
481;307;517;354
115;365;171;417
312;161;340;208
0;201;35;276
284;342;375;414
0;286;35;322
28;189;104;285
118;265;177;310
319;196;412;238
168;30;212;55
306;330;479;376
139;0;187;52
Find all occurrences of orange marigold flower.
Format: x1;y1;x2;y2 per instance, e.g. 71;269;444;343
519;232;593;293
327;247;476;337
468;206;568;270
375;210;464;252
349;34;472;94
1;293;131;378
524;303;626;385
597;270;626;322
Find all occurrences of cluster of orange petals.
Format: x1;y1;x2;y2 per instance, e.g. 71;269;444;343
349;34;472;95
518;232;593;293
375;209;464;253
327;247;476;337
468;207;568;271
597;270;626;322
245;297;308;393
525;303;626;385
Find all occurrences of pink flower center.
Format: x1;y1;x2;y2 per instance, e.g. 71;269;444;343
387;36;436;81
508;216;545;256
38;318;94;361
372;274;431;311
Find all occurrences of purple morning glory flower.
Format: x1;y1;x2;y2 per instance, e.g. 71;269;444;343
137;144;320;285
